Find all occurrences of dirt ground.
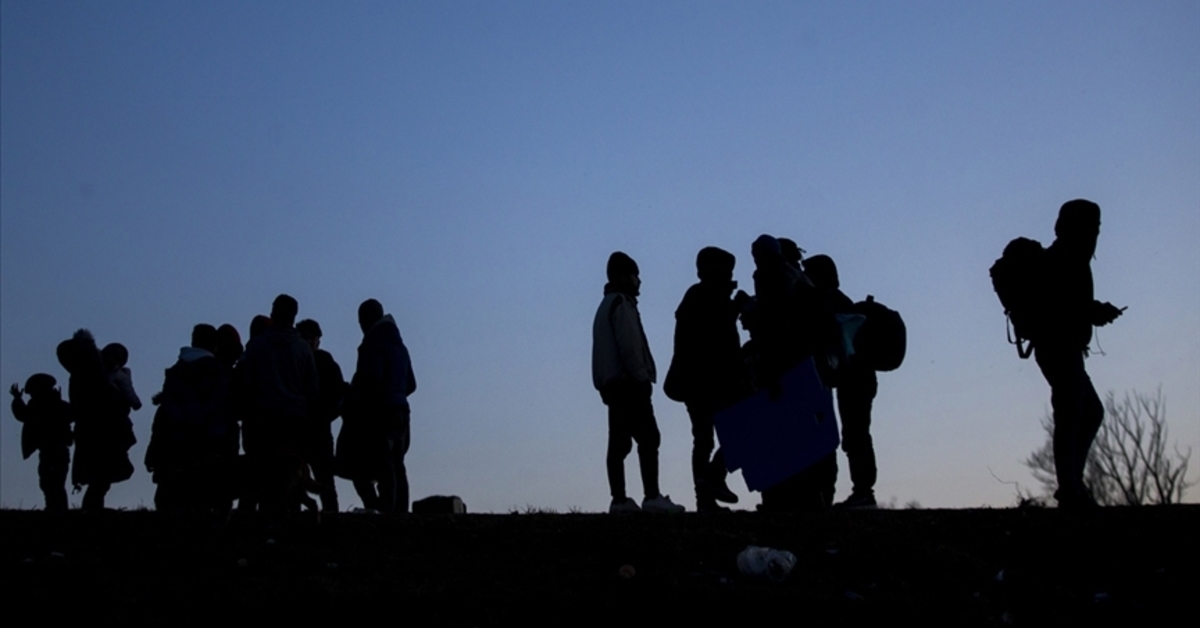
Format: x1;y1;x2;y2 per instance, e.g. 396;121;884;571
2;505;1196;624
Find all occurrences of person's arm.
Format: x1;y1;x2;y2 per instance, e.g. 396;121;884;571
1091;301;1125;326
10;384;28;422
610;299;651;384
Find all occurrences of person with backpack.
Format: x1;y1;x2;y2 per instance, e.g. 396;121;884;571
805;254;881;509
1035;200;1124;509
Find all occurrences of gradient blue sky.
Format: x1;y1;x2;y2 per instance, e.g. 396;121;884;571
3;1;1197;511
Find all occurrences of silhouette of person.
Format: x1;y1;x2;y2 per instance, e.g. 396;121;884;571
665;247;750;512
10;374;73;511
56;330;136;510
342;299;416;513
102;343;143;415
745;236;837;512
237;295;319;459
593;252;684;514
297;318;347;512
145;324;230;512
1034;200;1124;509
806;254;879;509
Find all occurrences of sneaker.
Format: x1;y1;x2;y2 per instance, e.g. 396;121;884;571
712;481;739;505
642;494;686;513
609;498;641;514
835;492;877;509
696;500;731;513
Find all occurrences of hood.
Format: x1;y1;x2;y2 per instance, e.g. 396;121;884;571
179;346;215;363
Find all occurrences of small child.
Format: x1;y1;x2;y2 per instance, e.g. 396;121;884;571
10;374;74;511
101;343;143;413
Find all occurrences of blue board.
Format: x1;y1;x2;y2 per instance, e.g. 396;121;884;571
714;358;839;492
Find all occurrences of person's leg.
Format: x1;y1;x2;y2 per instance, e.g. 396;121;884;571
82;482;110;510
626;384;662;499
605;391;635;502
837;369;878;499
353;479;379;511
393;409;411;514
39;454;69;512
687;402;716;503
1037;346;1092;503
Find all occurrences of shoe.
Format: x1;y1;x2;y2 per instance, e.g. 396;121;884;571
642;494;686;513
835;492;877;509
712;481;739;505
609;498;641;514
696;499;731;513
1054;487;1099;511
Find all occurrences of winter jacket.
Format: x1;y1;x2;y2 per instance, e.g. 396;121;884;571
665;280;748;407
349;314;416;415
57;330;135;486
12;392;72;461
1040;240;1099;351
145;347;231;478
238;326;319;421
592;285;656;391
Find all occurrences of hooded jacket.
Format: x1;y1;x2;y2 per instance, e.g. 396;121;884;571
592;285;656;391
239;325;319;420
350;314;416;414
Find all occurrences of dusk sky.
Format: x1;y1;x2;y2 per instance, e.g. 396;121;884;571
3;1;1197;512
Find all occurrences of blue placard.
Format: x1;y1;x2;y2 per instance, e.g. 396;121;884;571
714;358;839;491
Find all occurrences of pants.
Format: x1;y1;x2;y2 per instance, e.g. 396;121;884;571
686;402;728;503
352;407;410;513
38;451;70;512
602;380;661;501
837;366;878;496
1035;345;1104;500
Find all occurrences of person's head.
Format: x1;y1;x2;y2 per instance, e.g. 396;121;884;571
751;234;782;268
100;343;129;371
696;246;735;284
297;318;322;351
358;299;385;334
24;373;57;398
249;314;271;339
271;294;299;328
606;251;641;296
191;324;218;353
1055;199;1101;258
215;324;244;366
778;238;804;270
803;254;839;291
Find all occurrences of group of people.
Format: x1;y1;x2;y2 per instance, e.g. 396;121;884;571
11;295;417;514
593;199;1123;514
11;200;1122;514
593;235;885;514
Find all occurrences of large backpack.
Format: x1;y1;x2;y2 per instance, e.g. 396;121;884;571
989;237;1047;359
850;295;906;372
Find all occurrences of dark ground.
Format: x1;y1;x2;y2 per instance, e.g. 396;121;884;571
2;506;1196;624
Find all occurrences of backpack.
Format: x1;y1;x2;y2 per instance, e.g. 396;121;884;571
989;237;1047;359
850;295;906;372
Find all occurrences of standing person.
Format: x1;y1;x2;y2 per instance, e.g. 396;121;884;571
238;295;319;459
237;295;319;512
805;254;879;509
297;318;347;512
664;247;750;512
1034;200;1124;509
592;252;684;514
56;330;135;510
10;374;73;511
145;324;229;512
342;299;416;514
